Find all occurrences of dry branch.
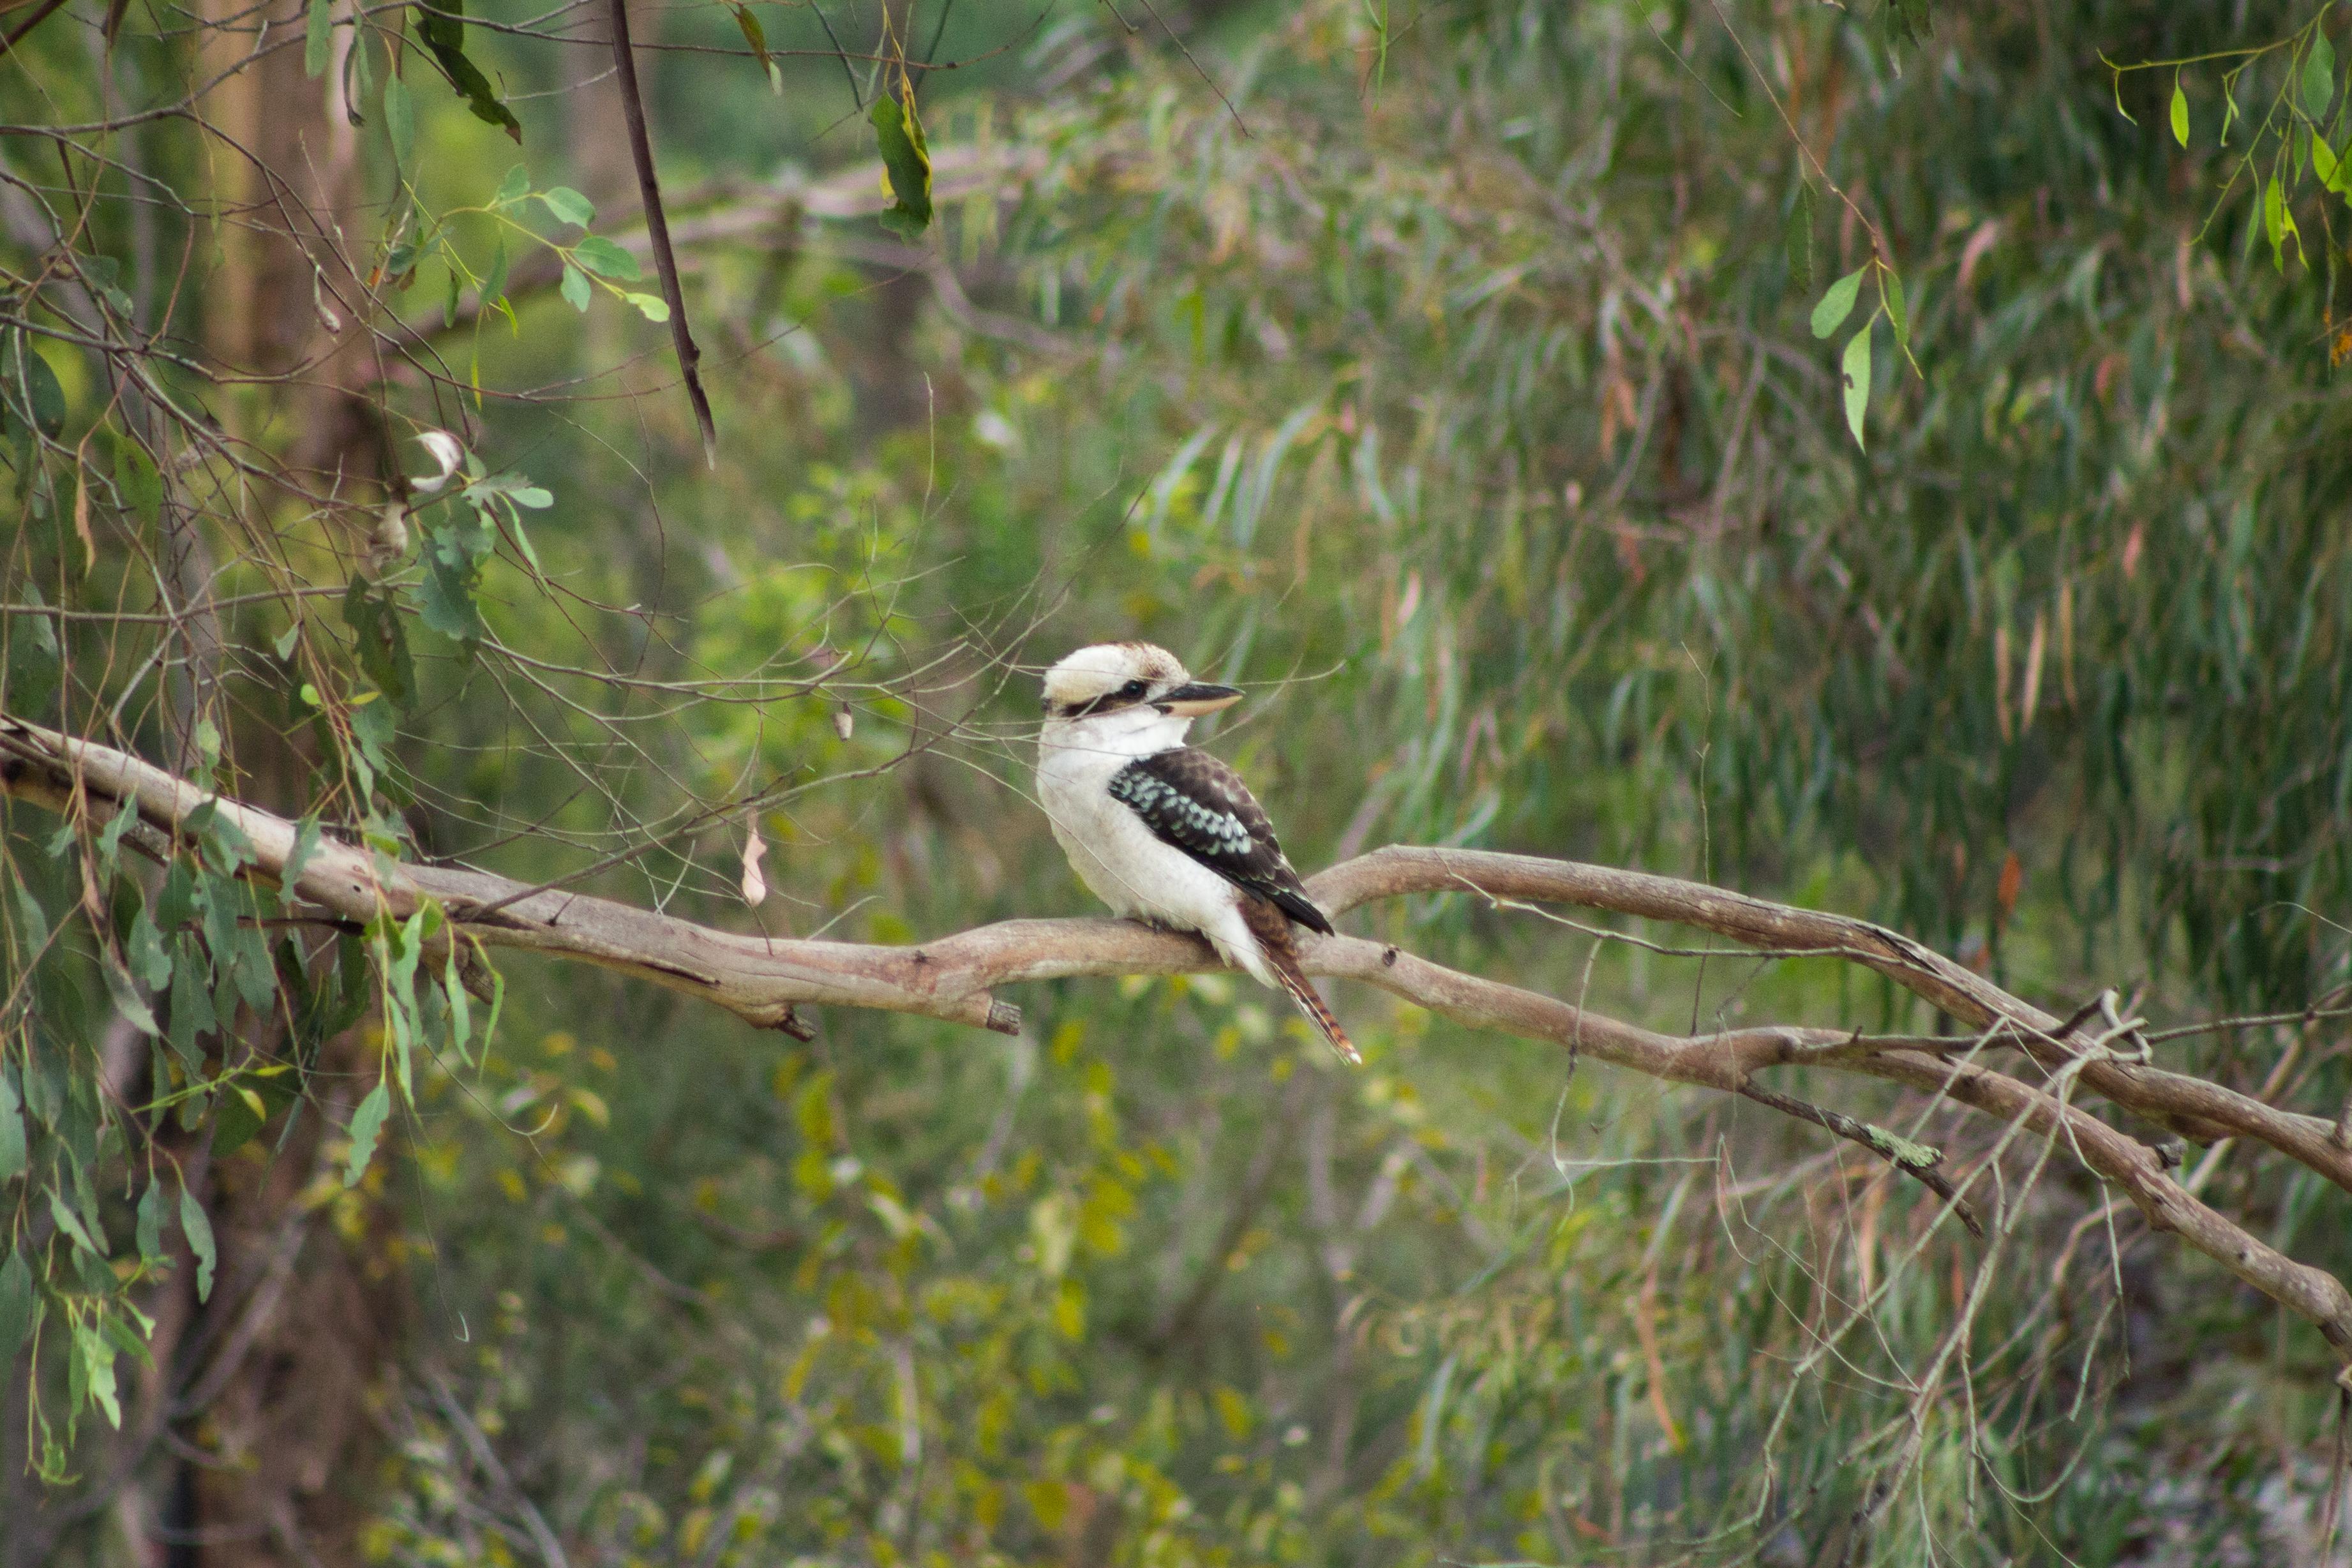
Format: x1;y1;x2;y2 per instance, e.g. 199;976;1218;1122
3;709;2349;1363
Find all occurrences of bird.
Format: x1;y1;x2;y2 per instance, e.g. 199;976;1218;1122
1035;641;1357;1064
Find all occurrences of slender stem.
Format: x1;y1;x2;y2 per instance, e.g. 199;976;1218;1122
604;0;718;467
0;0;71;57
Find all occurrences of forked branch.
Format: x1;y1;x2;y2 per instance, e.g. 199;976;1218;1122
2;710;2347;1362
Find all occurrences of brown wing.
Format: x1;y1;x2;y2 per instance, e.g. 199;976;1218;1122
1107;749;1333;934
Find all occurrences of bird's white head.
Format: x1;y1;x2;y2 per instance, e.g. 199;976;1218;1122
1038;642;1242;756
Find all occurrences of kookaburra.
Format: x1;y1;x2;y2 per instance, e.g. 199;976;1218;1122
1036;642;1356;1064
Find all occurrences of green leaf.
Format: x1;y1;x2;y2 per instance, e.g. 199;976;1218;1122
95;795;139;870
348;23;375;117
2305;32;2336;118
128;907;173;992
211;1084;267;1156
305;0;333;78
0;1249;35;1370
343;577;416;708
416;0;523;142
1785;181;1815;294
167;947;215;1068
1841;322;1873;451
178;1182;215;1300
102;949;160;1036
481;237;511;314
115;437;162;526
2318;133;2352;196
2170;81;2189;148
344;1081;391;1186
733;3;770;74
23;345;66;437
0;1070;24;1184
572;235;641;282
76;1323;121;1428
870;89;933;237
507;485;553;509
135;1179;165;1264
2263;173;2291;270
624;291;671;323
417;529;487;645
47;1186;98;1255
493;164;532;206
444;955;473;1064
385;74;416;179
285;816;324;891
560;264;592;313
1811;265;1866;340
539;186;594;228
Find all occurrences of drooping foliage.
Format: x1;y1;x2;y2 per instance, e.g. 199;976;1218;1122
3;0;2351;1563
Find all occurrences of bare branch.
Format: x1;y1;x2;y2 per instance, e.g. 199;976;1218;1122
607;0;718;466
4;709;2349;1363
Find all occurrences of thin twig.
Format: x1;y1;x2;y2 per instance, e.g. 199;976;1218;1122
1;0;71;57
1738;1080;1984;1239
605;0;719;467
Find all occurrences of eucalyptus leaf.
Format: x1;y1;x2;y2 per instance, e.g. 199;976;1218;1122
385;74;416;179
2305;32;2336;118
1842;322;1873;451
1785;181;1815;292
1811;265;1866;340
0;1249;34;1370
572;236;641;283
540;186;595;228
344;1081;391;1186
305;0;333;78
178;1183;215;1301
0;1071;25;1184
870;90;933;238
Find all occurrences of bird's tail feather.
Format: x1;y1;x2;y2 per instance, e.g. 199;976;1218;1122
1273;959;1360;1065
1241;898;1358;1065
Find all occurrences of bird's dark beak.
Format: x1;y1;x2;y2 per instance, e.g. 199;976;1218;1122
1157;682;1243;717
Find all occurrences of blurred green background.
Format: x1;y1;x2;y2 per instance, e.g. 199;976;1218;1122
5;0;2352;1562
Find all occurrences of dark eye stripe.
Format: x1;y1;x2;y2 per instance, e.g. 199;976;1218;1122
1057;678;1157;719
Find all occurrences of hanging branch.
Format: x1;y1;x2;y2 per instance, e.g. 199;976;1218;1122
606;0;719;467
3;708;2349;1363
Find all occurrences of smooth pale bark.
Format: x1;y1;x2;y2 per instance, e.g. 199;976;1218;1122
4;709;2348;1361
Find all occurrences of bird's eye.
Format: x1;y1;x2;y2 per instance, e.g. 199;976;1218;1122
1120;679;1149;698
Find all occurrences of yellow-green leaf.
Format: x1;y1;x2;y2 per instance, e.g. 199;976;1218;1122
1841;323;1873;451
2169;82;2189;148
2305;33;2336;118
869;90;933;238
1811;265;1866;340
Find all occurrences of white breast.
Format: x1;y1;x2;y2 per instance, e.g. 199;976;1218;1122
1035;715;1274;986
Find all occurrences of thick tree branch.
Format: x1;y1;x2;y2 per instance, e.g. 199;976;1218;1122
3;710;2348;1362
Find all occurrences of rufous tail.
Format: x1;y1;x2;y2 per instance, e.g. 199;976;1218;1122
1243;899;1358;1065
1273;958;1359;1065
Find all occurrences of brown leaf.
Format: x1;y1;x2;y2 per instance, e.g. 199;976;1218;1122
1996;850;2023;925
71;463;93;573
740;823;768;907
1993;622;2013;743
2019;611;2046;733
